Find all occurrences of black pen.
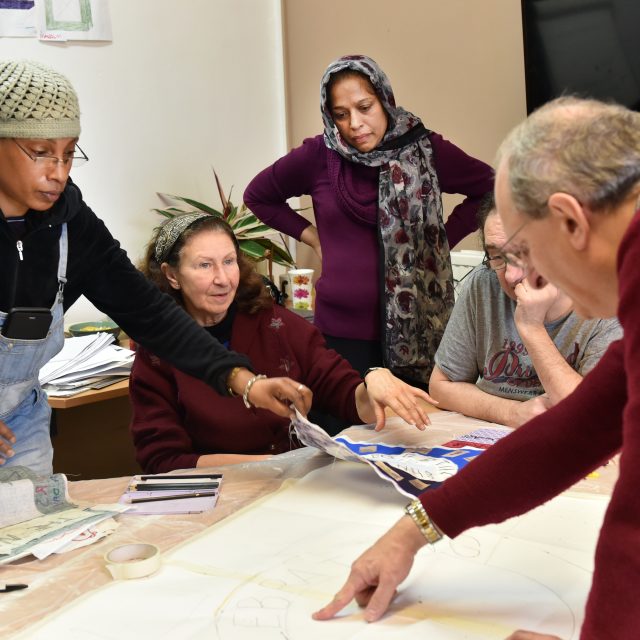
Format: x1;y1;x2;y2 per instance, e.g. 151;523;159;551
139;474;222;481
0;584;28;593
131;482;219;492
129;491;218;504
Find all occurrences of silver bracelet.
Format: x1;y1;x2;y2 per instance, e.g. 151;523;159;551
243;374;267;409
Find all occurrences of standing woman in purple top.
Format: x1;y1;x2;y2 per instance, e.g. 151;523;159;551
244;55;493;389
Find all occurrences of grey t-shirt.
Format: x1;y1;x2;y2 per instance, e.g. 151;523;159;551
434;266;623;400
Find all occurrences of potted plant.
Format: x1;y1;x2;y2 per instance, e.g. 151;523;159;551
153;170;295;282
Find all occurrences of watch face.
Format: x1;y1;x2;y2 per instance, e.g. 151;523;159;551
365;452;459;482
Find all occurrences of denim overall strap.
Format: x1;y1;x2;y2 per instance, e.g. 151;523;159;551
56;222;68;302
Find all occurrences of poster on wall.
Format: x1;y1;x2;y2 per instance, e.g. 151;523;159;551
0;1;37;37
37;0;111;41
0;0;111;40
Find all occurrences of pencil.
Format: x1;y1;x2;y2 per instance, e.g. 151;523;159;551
129;491;219;504
139;474;222;481
130;482;219;491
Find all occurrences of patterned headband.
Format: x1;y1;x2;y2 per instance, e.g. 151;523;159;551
153;212;212;264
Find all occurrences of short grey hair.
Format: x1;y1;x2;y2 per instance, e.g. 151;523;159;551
496;97;640;219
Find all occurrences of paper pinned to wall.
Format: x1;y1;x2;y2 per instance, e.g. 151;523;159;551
0;1;36;37
36;0;112;42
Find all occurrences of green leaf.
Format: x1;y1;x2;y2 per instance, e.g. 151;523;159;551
171;196;224;217
238;239;269;260
251;238;295;267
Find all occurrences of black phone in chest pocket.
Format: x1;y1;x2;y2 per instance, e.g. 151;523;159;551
1;307;53;340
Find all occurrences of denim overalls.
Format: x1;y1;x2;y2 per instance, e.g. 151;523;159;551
0;224;67;476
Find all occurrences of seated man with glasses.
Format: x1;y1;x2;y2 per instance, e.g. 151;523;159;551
428;193;621;427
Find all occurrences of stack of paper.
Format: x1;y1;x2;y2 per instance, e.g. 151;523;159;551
39;333;135;397
0;466;127;564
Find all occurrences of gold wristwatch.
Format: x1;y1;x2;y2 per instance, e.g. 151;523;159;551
405;499;443;544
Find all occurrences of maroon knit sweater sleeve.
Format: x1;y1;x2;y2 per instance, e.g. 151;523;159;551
129;346;200;473
420;338;625;537
430;133;494;248
243;136;324;240
579;212;640;639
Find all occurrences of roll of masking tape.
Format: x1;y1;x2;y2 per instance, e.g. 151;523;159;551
104;543;161;580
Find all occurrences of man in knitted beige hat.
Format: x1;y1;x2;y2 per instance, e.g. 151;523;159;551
0;60;313;476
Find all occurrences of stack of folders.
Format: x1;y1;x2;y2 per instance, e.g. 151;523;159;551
118;473;222;515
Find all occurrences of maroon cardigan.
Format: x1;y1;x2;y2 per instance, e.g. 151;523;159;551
420;212;640;639
129;304;361;473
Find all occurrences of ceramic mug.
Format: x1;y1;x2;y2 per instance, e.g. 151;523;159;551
287;268;314;310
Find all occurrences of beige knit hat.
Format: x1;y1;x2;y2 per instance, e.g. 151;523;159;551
0;60;81;139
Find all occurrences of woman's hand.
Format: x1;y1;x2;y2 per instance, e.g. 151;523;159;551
0;419;16;464
357;368;437;431
313;515;426;622
247;376;313;418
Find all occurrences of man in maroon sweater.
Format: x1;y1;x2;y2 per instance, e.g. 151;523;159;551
314;97;640;640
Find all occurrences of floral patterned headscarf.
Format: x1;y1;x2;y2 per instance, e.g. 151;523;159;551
320;55;454;383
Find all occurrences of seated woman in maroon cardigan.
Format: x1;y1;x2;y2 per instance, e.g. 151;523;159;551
130;214;436;473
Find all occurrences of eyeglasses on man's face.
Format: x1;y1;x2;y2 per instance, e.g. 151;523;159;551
13;139;89;169
498;220;530;271
482;251;507;271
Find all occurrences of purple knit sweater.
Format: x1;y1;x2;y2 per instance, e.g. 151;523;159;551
244;134;493;340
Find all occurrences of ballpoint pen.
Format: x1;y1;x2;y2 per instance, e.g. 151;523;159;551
128;491;218;504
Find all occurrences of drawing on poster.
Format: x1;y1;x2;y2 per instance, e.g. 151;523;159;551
0;0;36;36
44;0;92;31
0;1;34;9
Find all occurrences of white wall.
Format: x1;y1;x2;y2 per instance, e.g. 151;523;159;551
0;0;287;325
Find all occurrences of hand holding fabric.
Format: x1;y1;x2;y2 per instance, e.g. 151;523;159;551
248;377;313;418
